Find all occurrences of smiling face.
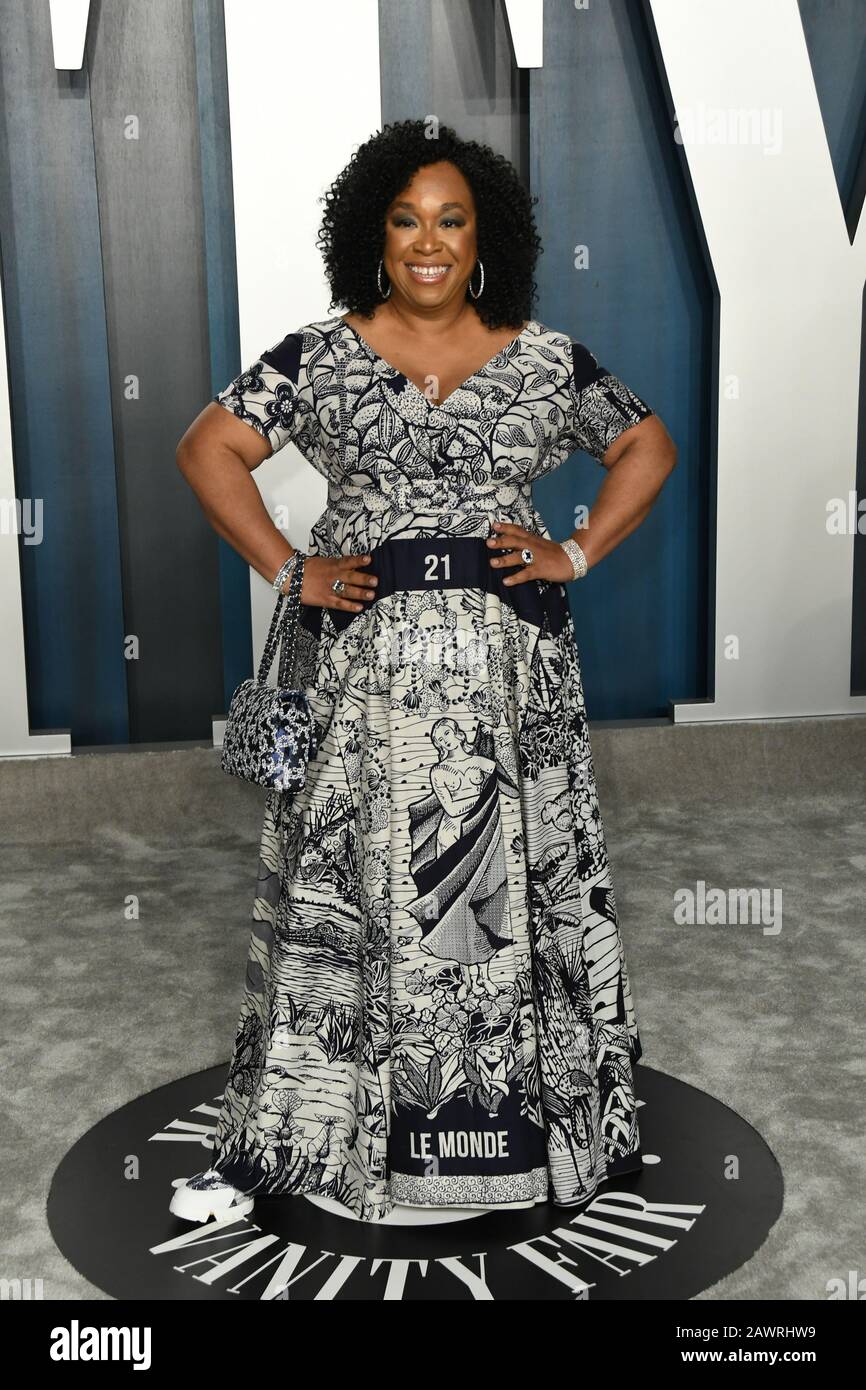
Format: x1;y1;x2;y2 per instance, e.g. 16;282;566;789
382;161;478;310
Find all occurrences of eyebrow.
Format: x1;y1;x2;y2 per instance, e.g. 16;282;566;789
389;201;468;212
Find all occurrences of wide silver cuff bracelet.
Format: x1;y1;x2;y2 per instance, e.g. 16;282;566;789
560;537;588;580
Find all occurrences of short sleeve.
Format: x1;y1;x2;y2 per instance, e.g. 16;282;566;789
567;341;654;465
213;331;307;456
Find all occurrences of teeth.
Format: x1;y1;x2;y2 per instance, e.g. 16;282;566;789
408;265;449;277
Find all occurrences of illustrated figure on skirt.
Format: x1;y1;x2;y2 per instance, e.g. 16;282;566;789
404;717;516;1002
171;118;677;1224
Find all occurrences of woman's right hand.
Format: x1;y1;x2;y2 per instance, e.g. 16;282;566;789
297;553;378;612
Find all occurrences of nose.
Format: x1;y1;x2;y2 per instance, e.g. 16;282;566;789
412;225;442;253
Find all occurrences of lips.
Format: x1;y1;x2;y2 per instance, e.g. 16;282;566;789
405;264;451;285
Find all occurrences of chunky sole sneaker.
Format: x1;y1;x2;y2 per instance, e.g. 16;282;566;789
169;1168;254;1223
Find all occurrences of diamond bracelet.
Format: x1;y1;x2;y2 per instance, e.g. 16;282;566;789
560;537;588;580
272;551;301;593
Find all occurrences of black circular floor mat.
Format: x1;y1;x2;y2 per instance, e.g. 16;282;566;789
47;1063;782;1300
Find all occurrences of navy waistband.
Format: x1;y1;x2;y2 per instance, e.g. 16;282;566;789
298;535;569;638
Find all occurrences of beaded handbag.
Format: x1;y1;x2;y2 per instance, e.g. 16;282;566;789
220;554;319;792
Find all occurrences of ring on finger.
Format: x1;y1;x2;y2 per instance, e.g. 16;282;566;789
521;547;534;565
332;578;345;595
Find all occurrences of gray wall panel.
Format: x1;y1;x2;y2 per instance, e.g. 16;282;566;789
0;0;128;744
379;0;433;121
380;0;526;177
88;0;223;742
192;0;252;711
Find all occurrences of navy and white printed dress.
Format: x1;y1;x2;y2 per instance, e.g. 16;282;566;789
209;315;653;1221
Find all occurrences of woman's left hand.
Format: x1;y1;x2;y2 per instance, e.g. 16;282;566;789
486;521;575;585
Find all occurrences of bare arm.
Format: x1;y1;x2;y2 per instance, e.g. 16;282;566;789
488;413;677;582
176;402;292;583
572;414;677;571
175;404;378;611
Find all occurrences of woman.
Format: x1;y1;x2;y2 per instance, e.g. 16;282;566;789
170;119;676;1224
405;717;518;1002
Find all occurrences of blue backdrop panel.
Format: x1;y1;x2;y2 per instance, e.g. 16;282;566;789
531;0;712;719
799;0;866;239
0;0;128;744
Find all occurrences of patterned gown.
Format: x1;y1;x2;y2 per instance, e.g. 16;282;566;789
208;315;654;1221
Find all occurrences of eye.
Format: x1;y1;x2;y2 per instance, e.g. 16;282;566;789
390;215;465;229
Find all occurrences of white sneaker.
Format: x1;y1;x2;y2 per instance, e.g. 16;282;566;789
169;1168;254;1223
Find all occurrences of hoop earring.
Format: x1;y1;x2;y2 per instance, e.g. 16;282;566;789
377;259;392;300
469;259;485;299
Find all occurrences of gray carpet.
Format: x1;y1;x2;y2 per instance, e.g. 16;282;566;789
1;715;864;1300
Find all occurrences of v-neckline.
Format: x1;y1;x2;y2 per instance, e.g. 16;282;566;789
339;315;533;413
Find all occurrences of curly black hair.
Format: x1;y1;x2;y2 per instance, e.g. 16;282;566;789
316;119;542;331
